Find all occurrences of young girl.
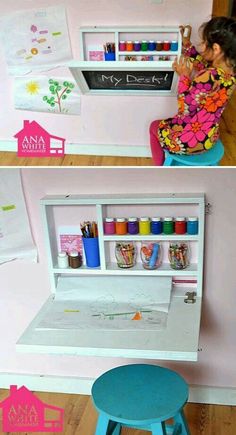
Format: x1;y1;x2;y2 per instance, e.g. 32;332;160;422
150;16;236;165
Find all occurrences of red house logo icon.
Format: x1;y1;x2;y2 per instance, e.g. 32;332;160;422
0;385;64;432
15;120;65;157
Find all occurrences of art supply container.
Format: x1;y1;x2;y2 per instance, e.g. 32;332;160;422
156;41;163;51
115;242;136;268
126;41;134;51
119;41;126;51
151;217;162;234
104;218;115;235
68;250;82;269
168;243;189;270
163;41;171;51
140;242;162;270
115;218;127;235
134;41;141;51
57;252;69;268
163;217;174;235
148;40;156;51
104;52;116;61
141;40;148;51
127;217;139;235
175;217;187;235
171;41;178;51
82;237;100;268
187;217;199;235
139;217;151;235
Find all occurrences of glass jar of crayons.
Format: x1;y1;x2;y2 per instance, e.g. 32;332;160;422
115;242;136;268
140;242;162;270
168;242;189;270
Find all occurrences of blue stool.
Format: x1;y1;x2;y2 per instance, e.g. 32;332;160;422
92;364;190;435
163;139;224;166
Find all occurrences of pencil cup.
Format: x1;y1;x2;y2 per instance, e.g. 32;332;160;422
82;237;100;268
104;52;116;61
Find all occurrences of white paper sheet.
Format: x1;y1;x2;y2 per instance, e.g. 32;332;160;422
0;6;72;75
14;76;81;115
0;170;37;264
36;276;172;331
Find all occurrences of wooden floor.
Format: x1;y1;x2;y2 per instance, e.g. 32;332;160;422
0;389;236;434
0;90;235;167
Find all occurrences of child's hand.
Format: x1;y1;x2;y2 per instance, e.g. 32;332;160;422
172;56;193;77
180;25;192;48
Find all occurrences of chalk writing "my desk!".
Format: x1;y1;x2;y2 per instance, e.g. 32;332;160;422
82;70;174;91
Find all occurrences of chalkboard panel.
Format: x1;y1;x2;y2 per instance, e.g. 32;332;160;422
82;70;174;91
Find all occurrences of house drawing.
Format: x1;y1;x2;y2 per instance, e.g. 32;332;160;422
0;385;64;432
15;120;65;157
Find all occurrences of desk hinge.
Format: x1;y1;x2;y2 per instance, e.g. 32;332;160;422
184;291;196;304
205;202;212;215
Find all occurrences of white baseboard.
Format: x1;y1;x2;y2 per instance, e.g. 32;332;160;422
0;140;151;158
0;373;236;405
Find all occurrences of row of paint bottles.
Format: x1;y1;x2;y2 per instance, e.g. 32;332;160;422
104;217;198;235
119;40;178;52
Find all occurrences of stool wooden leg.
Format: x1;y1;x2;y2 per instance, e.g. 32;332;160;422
95;412;110;435
174;410;190;435
151;421;167;435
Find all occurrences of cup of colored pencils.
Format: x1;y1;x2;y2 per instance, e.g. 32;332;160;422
81;221;100;268
115;242;136;268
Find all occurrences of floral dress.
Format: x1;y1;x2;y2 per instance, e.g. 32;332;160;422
158;45;236;154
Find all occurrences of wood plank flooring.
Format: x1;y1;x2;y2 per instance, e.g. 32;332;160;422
0;389;236;434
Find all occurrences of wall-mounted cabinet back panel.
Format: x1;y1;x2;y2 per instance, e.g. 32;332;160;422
17;194;205;361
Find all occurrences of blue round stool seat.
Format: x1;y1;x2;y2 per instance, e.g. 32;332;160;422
164;139;224;166
92;364;190;435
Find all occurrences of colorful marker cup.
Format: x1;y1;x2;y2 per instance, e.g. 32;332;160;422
104;52;116;61
134;41;141;51
148;40;156;51
119;41;126;51
82;237;100;268
141;40;148;51
171;41;178;51
126;41;134;51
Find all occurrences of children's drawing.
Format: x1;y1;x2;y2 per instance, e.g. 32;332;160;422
43;79;75;113
0;6;72;74
14;76;81;115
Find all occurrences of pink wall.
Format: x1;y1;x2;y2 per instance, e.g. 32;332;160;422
0;0;213;149
0;167;236;389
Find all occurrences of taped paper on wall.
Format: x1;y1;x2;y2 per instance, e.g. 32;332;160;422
0;6;72;75
0;170;37;264
14;76;81;115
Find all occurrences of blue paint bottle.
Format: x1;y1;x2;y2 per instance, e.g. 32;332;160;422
187;217;198;235
151;217;162;234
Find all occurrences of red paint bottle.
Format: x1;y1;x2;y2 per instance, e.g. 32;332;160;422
175;217;186;235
